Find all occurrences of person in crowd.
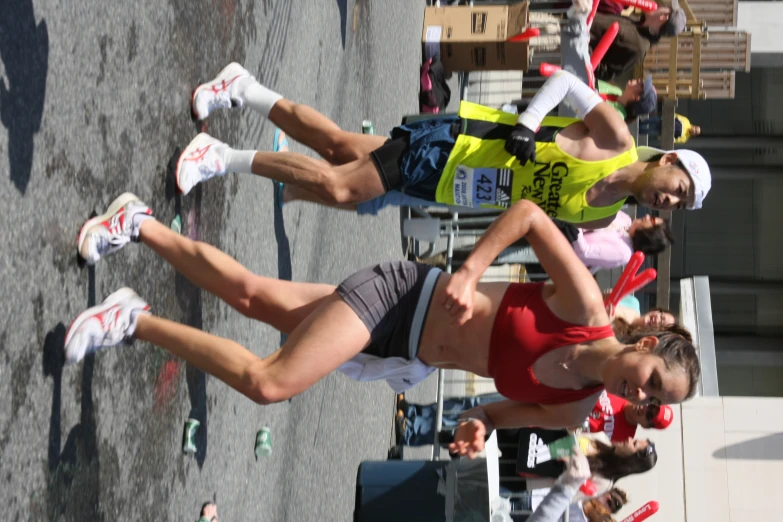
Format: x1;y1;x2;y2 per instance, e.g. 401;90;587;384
528;448;634;522
176;60;711;229
591;0;686;82
640;113;701;144
67;193;700;458
559;0;657;119
572;211;673;271
612;303;678;332
528;431;657;500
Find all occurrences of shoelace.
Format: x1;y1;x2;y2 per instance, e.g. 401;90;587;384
197;161;221;181
208;90;233;112
92;230;130;258
80;307;129;352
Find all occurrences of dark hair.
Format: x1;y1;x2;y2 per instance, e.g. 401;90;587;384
631;219;674;256
584;503;617;522
613;314;692;343
645;152;664;163
644;152;690;176
606;488;629;513
620;326;702;399
587;439;657;482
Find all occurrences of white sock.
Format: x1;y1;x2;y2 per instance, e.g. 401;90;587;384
238;78;283;118
224;148;257;174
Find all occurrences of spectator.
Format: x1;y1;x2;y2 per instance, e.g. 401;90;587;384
526;433;656;508
598;76;658;122
572;211;674;271
611;302;680;333
587;391;675;442
640;113;701;144
497;444;632;522
590;0;686;82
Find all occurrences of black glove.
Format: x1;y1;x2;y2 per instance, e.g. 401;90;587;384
505;123;537;165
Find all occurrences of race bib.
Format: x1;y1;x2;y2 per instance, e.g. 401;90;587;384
453;165;513;208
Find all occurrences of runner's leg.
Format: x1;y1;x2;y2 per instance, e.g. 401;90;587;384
192;63;386;165
134;293;372;404
138;219;336;334
281;184;358;210
177;133;387;205
268;99;386;165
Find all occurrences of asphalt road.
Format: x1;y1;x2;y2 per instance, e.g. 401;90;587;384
0;1;437;519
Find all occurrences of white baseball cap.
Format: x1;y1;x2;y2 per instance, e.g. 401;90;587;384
637;146;712;210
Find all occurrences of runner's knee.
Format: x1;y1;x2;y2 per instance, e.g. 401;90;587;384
234;277;264;319
318;167;356;205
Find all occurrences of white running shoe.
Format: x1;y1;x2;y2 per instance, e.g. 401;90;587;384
191;62;253;121
64;288;151;365
77;192;153;266
176;133;229;196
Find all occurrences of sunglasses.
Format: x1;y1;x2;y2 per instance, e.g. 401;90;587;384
644;442;657;458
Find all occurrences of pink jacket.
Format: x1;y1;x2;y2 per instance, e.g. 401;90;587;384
573;211;633;270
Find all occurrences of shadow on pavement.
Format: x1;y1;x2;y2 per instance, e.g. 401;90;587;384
336;0;348;48
174;185;209;468
273;180;292;350
41;267;100;518
0;0;49;194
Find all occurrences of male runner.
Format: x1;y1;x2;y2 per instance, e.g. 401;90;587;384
177;63;710;228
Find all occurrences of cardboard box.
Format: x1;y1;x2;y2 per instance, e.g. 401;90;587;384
422;1;529;73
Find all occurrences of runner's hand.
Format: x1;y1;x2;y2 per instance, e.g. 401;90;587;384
505;124;537;165
449;419;487;459
443;268;479;325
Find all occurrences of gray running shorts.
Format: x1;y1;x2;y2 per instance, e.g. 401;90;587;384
337;261;441;361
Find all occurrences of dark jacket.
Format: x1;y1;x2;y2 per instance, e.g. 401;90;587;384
590;13;653;82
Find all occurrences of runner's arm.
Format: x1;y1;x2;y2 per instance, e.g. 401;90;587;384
480;398;593;430
517;70;633;151
444;200;606;324
449;399;592;458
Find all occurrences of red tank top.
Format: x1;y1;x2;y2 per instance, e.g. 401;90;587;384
488;283;614;405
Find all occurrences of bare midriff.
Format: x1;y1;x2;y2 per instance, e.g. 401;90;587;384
417;276;510;377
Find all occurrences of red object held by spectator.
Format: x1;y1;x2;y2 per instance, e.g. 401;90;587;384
579;479;599;497
620;500;660;522
618;0;658;12
605;251;645;308
591;21;620;70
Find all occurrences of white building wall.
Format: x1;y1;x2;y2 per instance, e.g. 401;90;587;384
614;396;783;522
738;2;783;53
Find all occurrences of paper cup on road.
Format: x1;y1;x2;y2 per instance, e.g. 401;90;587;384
182;418;200;455
255;427;272;459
